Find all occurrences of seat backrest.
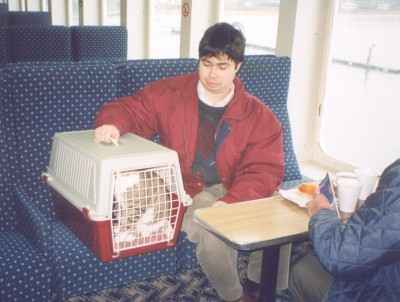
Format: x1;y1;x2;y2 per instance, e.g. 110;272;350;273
8;26;72;62
7;11;51;26
0;27;8;65
0;69;18;232
0;3;8;13
120;58;198;96
2;63;119;215
121;56;301;181
238;55;301;181
71;26;127;62
0;3;8;26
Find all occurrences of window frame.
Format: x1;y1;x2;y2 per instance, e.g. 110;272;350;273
310;0;362;172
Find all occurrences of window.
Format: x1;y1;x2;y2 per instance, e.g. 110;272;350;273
151;0;181;58
222;0;280;55
41;0;48;11
105;0;120;25
71;0;80;25
320;0;400;172
7;0;18;10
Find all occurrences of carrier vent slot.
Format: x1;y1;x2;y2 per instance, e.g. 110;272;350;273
50;141;95;201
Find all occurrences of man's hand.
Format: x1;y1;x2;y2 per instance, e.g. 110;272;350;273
94;124;120;145
307;194;331;217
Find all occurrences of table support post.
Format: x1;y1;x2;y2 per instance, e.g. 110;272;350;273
258;245;280;302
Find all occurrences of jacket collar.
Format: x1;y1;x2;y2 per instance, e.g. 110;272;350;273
224;77;253;121
181;73;253;121
197;81;234;107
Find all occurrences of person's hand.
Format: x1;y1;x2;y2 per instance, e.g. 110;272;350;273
212;200;228;207
94;124;120;145
307;193;331;217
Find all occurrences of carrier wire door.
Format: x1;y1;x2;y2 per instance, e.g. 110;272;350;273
111;166;182;255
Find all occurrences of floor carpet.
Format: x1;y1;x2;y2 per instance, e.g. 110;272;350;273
64;254;293;302
65;267;222;302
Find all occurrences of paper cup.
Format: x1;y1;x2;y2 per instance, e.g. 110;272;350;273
355;168;379;201
337;177;361;213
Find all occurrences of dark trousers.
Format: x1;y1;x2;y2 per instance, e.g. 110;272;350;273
289;252;333;302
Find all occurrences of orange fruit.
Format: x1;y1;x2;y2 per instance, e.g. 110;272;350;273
298;183;318;196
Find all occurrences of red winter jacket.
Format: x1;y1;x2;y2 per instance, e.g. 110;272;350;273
95;72;284;203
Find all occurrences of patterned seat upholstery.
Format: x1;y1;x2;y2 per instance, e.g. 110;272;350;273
2;62;189;299
239;55;302;181
51;222;184;299
0;3;8;26
0;69;16;232
71;26;127;62
2;63;113;216
0;28;7;67
119;58;198;95
0;232;54;302
0;70;54;302
0;3;7;13
8;26;72;62
3;25;127;64
7;11;51;26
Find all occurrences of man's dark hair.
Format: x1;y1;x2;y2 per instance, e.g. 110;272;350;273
199;22;246;64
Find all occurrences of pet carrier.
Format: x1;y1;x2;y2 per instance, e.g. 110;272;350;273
43;130;192;262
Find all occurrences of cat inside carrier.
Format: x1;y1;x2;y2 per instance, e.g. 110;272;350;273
43;130;192;262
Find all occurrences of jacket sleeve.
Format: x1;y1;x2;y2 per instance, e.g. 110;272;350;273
95;84;160;139
221;107;284;203
310;188;400;280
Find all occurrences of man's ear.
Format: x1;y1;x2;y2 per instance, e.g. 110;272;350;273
235;62;242;73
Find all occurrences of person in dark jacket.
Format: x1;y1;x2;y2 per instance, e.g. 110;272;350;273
95;22;284;302
289;158;400;302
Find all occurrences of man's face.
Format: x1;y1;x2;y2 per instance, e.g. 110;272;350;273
198;54;241;96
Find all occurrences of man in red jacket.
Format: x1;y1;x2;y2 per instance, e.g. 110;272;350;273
95;22;284;302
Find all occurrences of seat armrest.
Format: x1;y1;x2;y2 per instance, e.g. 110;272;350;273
14;186;52;252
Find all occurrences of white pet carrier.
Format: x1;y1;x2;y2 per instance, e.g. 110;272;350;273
43;130;192;262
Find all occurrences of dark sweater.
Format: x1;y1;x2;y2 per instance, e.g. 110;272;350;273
192;100;226;186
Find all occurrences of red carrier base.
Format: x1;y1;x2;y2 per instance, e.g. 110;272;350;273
52;191;185;262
